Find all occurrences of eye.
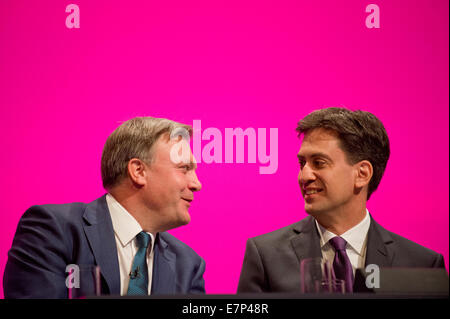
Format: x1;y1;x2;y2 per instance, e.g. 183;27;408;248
180;164;191;172
313;159;326;168
298;159;306;168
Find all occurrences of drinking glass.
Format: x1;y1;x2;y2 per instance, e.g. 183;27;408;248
317;278;346;293
300;258;346;294
67;264;101;299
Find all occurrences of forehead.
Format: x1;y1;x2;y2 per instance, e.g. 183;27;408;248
151;135;196;164
297;128;343;157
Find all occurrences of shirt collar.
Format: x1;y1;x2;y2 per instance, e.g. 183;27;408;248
106;193;143;247
315;209;371;256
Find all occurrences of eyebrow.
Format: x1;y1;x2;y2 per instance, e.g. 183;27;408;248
297;152;333;161
179;161;197;170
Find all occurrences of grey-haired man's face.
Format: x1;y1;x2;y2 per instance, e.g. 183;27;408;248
141;136;202;230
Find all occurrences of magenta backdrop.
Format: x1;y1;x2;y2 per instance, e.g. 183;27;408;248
0;0;448;297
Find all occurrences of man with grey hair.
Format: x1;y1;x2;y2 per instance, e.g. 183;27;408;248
4;117;205;298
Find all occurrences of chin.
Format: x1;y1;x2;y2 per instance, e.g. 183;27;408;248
177;210;191;226
304;204;323;217
179;217;191;226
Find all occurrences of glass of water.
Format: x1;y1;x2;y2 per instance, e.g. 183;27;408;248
66;264;101;299
300;258;346;294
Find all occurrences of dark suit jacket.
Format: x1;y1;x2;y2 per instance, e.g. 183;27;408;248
237;215;445;293
3;195;205;298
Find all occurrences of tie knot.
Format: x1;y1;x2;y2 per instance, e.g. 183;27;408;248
329;236;347;251
136;231;151;248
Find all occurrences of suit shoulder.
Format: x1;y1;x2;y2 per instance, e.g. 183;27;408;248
390;230;441;257
249;219;306;246
374;222;443;259
23;202;87;222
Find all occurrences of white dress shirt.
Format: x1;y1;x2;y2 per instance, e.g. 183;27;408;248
106;194;156;295
315;210;371;276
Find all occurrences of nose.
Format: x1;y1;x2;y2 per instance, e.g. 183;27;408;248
189;171;202;192
298;163;316;187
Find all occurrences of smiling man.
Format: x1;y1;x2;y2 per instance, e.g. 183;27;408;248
4;117;205;298
237;107;445;293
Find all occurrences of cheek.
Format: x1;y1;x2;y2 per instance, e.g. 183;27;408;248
334;170;356;193
171;172;189;191
322;171;353;193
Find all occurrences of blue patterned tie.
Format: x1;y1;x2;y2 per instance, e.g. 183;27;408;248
329;236;354;292
127;231;151;295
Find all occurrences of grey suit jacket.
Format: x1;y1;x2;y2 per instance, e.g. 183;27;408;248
237;215;445;293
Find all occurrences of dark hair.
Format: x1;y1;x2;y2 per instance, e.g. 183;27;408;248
296;107;390;199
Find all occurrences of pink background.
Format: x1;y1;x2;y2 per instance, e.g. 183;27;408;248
0;0;448;297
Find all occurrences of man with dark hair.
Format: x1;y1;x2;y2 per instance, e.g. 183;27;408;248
237;107;445;293
4;117;205;298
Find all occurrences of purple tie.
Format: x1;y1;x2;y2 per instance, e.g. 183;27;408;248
329;236;354;292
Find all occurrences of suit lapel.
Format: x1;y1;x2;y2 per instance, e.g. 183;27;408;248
365;216;394;268
151;233;176;294
290;216;322;262
82;195;121;295
290;215;395;268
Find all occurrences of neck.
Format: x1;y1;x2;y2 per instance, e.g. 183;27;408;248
109;186;161;234
311;201;367;236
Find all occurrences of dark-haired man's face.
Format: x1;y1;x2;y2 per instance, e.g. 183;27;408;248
297;128;358;217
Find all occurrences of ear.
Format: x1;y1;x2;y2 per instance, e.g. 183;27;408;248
127;158;148;187
355;160;373;190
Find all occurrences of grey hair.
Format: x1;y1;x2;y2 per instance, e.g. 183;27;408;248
101;117;192;190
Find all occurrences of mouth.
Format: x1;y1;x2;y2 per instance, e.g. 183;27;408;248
181;198;193;206
303;188;323;197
